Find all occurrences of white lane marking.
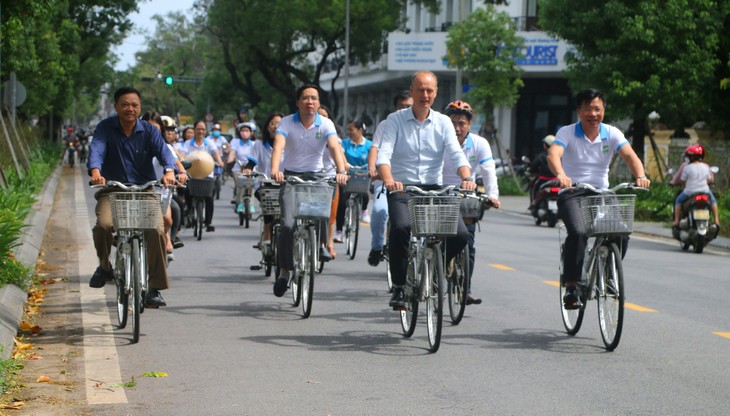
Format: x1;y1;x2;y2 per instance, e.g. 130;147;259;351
76;169;128;404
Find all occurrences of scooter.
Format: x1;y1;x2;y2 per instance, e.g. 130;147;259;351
531;178;560;227
672;166;720;254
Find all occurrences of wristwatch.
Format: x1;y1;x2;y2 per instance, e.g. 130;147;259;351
164;168;175;174
462;176;474;182
337;170;348;174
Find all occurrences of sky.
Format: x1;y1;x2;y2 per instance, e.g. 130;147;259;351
112;0;197;71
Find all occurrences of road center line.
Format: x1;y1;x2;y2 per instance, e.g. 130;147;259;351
712;332;730;340
543;281;656;312
488;263;514;271
75;169;128;404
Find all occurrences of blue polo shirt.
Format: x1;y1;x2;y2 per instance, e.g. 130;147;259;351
88;115;177;184
342;138;372;167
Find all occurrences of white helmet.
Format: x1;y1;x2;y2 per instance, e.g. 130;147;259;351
542;135;556;146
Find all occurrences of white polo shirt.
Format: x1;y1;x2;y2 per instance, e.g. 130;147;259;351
442;133;499;198
230;138;254;171
376;108;468;185
276;112;338;173
249;140;276;177
554;122;629;189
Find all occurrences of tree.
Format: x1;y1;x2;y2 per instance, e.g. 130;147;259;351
444;5;525;116
539;0;730;159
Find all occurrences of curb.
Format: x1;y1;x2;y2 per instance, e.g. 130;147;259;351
0;165;61;361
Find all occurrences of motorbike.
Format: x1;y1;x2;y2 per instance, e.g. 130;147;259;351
672;166;720;254
531;178;560;227
78;139;89;164
66;141;76;167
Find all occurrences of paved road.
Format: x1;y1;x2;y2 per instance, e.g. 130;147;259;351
13;166;730;415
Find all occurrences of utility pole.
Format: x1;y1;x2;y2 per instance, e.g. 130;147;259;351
343;0;350;125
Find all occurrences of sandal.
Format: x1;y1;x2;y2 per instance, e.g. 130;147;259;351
166;240;174;254
327;245;337;259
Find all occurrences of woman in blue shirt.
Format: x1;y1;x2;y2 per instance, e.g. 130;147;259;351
335;119;372;241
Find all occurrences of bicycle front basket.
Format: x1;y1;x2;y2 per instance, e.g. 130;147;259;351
187;178;216;198
235;175;257;189
292;183;333;220
579;194;635;236
109;192;161;230
259;186;281;216
408;195;461;237
343;174;370;195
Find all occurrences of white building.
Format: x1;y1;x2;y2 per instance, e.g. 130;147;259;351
321;0;576;161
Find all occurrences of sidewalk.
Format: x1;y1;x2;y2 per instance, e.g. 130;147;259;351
497;195;730;250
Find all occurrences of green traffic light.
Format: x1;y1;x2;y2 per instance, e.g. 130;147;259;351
165;76;173;85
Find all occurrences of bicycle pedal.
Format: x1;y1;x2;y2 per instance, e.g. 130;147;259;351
250;265;262;270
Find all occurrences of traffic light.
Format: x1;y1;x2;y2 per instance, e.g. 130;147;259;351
165;76;174;86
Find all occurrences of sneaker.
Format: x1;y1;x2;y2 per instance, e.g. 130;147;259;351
319;247;333;262
389;287;407;310
250;203;256;214
145;289;167;308
236;203;243;213
367;249;381;267
563;287;582;310
466;295;482;305
172;236;184;249
89;266;113;288
206;225;216;232
273;272;289;297
361;210;371;223
333;231;343;243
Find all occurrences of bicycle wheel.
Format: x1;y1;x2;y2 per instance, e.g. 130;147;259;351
131;238;142;344
291;226;302;307
448;246;469;325
196;199;205;241
192;202;199;238
244;197;250;229
560;284;586;335
271;224;280;280
115;248;129;329
347;199;360;260
596;242;624;351
301;226;316;318
400;253;419;337
425;244;444;352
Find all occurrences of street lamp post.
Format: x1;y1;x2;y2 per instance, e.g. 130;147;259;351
343;0;350;125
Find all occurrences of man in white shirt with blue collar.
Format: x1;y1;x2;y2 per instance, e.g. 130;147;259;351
376;71;476;310
270;84;348;297
548;88;650;310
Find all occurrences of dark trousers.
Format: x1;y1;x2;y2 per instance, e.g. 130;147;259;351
386;189;469;287
277;171;325;270
336;189;369;231
558;189;628;285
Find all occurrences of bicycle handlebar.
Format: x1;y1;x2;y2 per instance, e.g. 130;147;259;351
397;185;456;196
90;180;162;191
571;182;650;194
286;176;336;185
455;189;496;207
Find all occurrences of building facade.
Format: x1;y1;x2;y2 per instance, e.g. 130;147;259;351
321;0;577;161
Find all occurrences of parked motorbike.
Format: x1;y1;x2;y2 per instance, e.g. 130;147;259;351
672;166;720;254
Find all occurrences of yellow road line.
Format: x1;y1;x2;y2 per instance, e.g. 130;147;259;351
713;332;730;339
488;263;514;271
625;303;657;312
543;281;657;312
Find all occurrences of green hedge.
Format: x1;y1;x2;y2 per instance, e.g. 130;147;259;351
0;143;57;290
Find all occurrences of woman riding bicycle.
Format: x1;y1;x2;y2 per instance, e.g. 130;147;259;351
269;84;348;297
335;119;373;241
547;89;650;310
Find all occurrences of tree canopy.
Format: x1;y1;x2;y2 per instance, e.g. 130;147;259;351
539;0;730;154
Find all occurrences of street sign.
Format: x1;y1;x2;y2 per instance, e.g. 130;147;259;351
3;79;27;107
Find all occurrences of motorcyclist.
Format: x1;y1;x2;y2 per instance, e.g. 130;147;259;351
671;144;720;230
529;135;557;213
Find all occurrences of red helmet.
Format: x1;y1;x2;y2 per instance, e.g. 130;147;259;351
444;100;474;120
685;144;705;161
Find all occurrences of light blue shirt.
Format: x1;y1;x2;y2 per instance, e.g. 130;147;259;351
554;122;628;189
376;108;468;185
342;138;372;167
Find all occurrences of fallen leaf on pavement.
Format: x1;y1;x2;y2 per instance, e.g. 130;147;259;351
141;371;168;378
0;401;25;410
37;375;52;383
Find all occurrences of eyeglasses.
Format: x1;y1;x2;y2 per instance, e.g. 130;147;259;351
579;105;604;113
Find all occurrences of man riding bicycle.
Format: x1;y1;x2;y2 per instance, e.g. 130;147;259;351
270;84;348;297
547;88;650;310
87;86;179;308
442;99;501;306
376;71;476;310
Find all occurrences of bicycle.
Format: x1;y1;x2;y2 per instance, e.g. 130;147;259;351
234;169;258;228
342;165;370;260
559;182;647;351
287;176;335;318
185;177;216;241
398;185;461;353
93;180;167;344
447;190;494;325
250;176;281;278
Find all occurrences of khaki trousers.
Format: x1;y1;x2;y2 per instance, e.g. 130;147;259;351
92;189;169;290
